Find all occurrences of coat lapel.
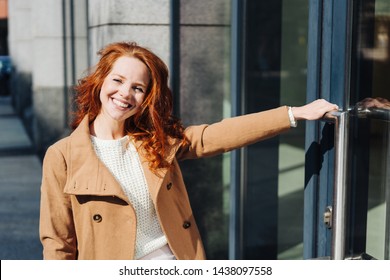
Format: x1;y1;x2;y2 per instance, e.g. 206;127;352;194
132;137;181;204
63;115;181;205
63;116;129;203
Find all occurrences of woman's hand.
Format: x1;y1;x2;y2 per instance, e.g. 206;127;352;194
291;99;339;121
356;97;390;109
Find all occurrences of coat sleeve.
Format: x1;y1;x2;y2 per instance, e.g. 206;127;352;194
39;144;77;259
177;106;291;160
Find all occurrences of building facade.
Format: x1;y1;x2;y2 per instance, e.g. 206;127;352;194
7;0;390;260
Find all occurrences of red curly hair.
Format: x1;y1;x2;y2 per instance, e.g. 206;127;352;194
72;42;187;172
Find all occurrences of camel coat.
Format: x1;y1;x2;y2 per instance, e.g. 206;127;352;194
39;106;291;260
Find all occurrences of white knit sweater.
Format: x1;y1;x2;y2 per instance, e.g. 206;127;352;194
90;135;167;259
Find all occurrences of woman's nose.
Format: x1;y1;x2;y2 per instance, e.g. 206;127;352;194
119;85;133;98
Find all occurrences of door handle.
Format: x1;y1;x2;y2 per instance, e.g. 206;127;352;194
322;110;349;260
322;105;389;260
353;106;390;121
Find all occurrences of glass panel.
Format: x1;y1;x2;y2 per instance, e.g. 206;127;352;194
278;0;309;260
243;0;308;259
366;3;390;260
366;118;389;259
347;112;390;260
244;0;282;260
347;0;390;260
178;1;231;259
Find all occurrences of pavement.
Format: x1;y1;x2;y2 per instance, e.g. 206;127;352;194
0;95;43;260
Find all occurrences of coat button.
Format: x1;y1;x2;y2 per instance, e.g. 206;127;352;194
166;182;173;190
93;214;102;223
183;221;191;229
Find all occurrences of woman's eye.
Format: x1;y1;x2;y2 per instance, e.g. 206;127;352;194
134;87;144;93
113;78;122;83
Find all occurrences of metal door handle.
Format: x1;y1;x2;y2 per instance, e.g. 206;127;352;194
353;107;390;121
323;110;349;260
321;103;389;260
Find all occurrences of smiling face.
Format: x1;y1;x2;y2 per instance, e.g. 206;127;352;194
98;56;150;125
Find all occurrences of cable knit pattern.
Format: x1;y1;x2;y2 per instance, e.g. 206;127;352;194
91;135;167;259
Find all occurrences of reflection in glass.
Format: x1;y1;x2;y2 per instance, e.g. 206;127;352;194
243;0;309;260
348;0;390;260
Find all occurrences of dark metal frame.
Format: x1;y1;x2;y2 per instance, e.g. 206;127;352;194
304;0;353;259
170;0;181;118
229;0;246;260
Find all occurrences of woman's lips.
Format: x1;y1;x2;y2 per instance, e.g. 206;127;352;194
112;98;130;108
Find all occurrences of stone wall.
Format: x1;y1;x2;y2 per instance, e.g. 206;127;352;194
8;0;88;156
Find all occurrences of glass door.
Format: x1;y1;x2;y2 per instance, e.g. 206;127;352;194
309;0;390;260
322;105;389;260
231;0;310;259
349;105;390;260
344;0;390;260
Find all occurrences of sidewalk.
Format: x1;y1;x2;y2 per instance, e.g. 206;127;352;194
0;96;43;259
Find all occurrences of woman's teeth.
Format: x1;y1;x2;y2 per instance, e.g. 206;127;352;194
113;99;129;108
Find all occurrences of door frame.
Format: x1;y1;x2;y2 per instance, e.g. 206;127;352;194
304;0;353;259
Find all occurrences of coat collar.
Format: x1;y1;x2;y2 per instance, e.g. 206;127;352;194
63;115;180;204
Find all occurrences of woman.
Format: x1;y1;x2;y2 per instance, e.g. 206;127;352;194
39;41;338;260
